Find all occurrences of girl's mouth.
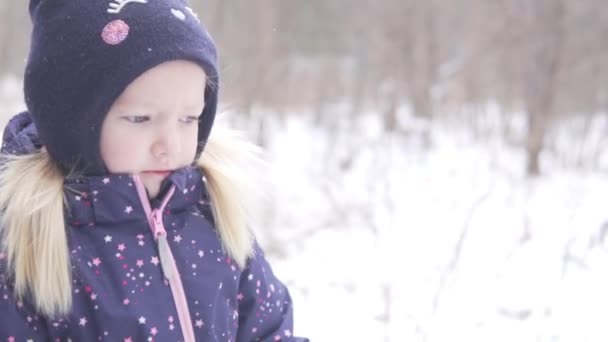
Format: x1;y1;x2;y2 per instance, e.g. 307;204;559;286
141;170;172;177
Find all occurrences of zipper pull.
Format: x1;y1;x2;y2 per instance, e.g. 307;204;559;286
151;209;173;281
157;234;173;280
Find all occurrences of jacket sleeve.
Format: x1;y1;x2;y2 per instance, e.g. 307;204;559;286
236;242;309;342
0;268;49;340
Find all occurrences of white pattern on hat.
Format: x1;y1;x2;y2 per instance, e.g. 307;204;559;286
185;7;200;23
107;0;148;14
171;8;186;21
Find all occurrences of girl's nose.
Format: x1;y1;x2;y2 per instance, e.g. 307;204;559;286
151;127;180;163
151;143;169;163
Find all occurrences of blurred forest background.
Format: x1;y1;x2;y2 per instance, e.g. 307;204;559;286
2;0;608;175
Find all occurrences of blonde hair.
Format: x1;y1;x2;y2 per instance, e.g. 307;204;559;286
0;124;261;318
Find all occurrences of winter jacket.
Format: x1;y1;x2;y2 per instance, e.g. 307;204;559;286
0;112;308;342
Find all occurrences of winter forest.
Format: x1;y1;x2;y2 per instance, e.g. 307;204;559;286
1;0;608;341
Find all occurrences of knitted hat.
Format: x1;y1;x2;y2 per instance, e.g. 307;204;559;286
24;0;219;175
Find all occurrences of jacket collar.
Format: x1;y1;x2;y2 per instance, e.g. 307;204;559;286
64;166;209;226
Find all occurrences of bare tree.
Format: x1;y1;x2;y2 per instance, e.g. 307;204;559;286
518;0;565;176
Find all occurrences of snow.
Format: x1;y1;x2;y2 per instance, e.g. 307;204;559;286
257;107;608;341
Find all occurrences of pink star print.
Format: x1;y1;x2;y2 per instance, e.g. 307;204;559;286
151;256;159;265
195;320;204;328
79;317;87;326
92;258;101;266
136;259;144;267
174;235;182;243
102;178;110;184
124;338;132;342
150;327;158;336
123;298;130;305
118;244;126;251
125;206;133;214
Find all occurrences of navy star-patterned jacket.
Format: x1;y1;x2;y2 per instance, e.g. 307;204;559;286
0;112;307;342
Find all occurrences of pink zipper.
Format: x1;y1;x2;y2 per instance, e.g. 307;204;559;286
133;176;196;342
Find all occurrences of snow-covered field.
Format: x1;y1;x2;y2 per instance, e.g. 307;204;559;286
2;76;608;341
249;106;608;342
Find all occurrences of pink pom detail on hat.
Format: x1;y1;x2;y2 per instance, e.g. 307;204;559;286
102;19;130;45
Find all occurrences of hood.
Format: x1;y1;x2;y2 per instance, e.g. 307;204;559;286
1;111;43;156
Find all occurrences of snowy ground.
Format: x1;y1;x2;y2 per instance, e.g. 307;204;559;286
3;76;608;341
251;107;608;342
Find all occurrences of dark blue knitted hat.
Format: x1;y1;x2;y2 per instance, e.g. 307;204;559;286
24;0;219;175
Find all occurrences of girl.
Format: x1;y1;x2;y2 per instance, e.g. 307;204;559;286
0;0;307;341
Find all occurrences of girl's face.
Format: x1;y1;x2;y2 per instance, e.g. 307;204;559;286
100;60;207;198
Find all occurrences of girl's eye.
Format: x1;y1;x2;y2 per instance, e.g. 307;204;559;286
123;115;150;123
180;116;200;124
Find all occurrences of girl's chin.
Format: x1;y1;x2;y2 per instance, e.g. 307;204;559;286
138;176;163;198
144;184;161;199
